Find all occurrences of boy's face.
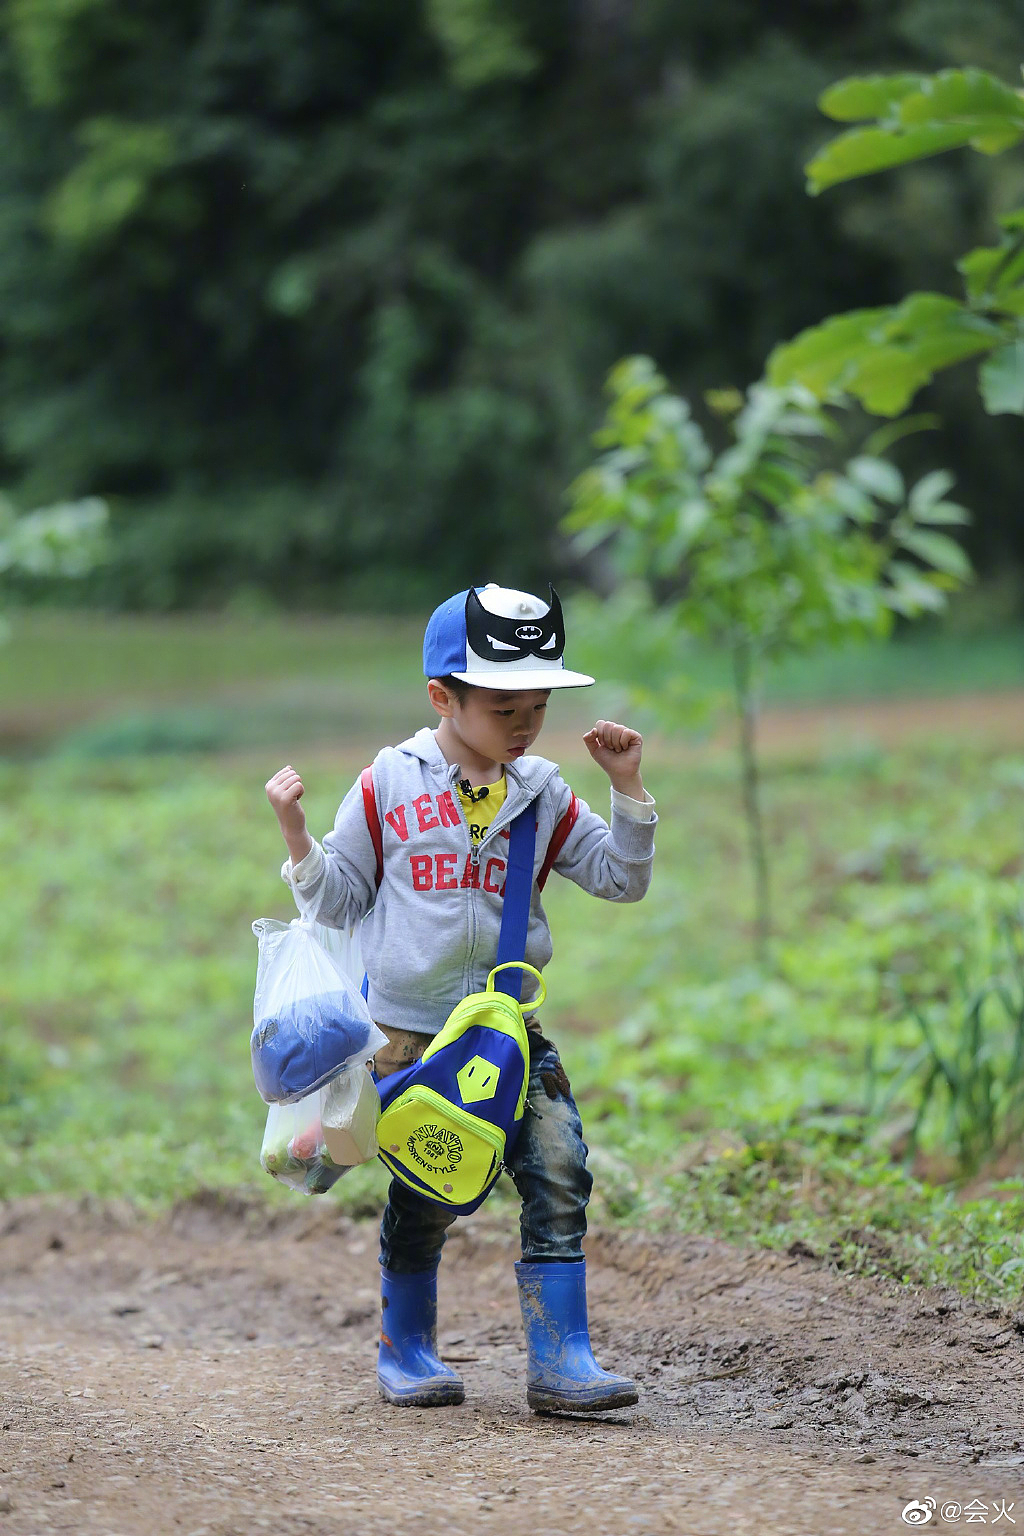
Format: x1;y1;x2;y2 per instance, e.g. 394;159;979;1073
431;683;551;769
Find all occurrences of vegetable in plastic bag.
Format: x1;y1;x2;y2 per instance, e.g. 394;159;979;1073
259;1069;381;1195
260;1087;341;1194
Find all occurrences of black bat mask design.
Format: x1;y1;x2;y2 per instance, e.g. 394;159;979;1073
465;585;565;664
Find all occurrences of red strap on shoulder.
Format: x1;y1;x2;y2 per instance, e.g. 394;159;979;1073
360;766;384;890
538;793;579;891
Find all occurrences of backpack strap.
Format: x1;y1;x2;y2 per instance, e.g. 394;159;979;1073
360;766;384;891
359;766;383;1004
537;793;579;891
492;807;538;1001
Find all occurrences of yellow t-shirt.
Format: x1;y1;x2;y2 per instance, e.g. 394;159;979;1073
456;774;507;844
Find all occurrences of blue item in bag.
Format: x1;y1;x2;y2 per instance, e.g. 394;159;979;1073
250;992;375;1105
250;911;383;1105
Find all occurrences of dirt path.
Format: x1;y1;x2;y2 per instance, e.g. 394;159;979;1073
2;1197;1022;1536
752;689;1024;756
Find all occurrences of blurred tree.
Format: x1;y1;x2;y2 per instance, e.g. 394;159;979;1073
0;0;1020;607
0;494;107;638
566;356;970;959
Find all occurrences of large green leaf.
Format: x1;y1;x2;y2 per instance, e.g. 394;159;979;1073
807;124;974;194
770;295;1000;415
979;339;1024;415
842;346;941;416
808;69;1024;193
897;527;972;580
767;310;889;398
819;75;926;123
900;70;1024;134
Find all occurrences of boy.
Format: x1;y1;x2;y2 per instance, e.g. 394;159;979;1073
266;583;656;1412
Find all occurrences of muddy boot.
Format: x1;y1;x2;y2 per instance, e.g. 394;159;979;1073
516;1259;639;1413
377;1266;465;1407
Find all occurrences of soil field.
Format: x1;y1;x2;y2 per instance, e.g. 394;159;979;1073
752;689;1024;755
2;1196;1022;1536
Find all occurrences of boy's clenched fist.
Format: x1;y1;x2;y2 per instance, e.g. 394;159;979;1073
582;720;645;800
266;765;313;865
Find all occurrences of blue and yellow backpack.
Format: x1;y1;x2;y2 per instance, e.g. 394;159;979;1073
374;960;544;1214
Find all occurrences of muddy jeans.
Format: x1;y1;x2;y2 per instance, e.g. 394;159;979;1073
378;1032;592;1273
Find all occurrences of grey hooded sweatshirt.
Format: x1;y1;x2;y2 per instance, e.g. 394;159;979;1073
287;727;657;1036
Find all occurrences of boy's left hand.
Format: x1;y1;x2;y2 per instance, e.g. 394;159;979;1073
583;720;645;798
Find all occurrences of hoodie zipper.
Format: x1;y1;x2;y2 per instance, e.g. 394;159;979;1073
442;767;479;996
438;756;558;989
474;763;551;854
444;766;517;990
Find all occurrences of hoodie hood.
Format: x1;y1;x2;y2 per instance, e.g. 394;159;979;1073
396;726;558;797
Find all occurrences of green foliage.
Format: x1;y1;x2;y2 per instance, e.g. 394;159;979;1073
771;296;1001;416
0;493;106;580
7;0;111;109
888;906;1024;1174
608;1136;1024;1305
2;2;1024;601
809;69;1024;192
426;0;538;89
0;495;107;642
773;64;1024;421
46;119;180;247
566;354;971;951
569;357;970;653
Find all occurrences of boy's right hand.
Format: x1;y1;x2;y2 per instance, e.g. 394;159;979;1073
266;765;313;864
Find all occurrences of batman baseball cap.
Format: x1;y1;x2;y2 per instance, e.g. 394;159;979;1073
423;584;594;690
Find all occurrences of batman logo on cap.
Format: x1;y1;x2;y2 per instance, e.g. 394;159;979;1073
465;586;565;664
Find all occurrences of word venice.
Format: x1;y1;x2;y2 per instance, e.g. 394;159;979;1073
902;1497;1016;1525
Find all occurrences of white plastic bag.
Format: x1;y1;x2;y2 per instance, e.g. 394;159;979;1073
250;884;386;1105
251;881;385;1193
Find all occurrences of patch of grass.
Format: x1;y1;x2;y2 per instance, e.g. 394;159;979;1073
0;609;421;709
588;1132;1024;1305
2;610;1023;760
2;647;1024;1303
762;625;1024;705
0;610;429;758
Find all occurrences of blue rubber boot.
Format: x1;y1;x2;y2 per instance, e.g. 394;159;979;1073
516;1259;639;1413
377;1266;465;1407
